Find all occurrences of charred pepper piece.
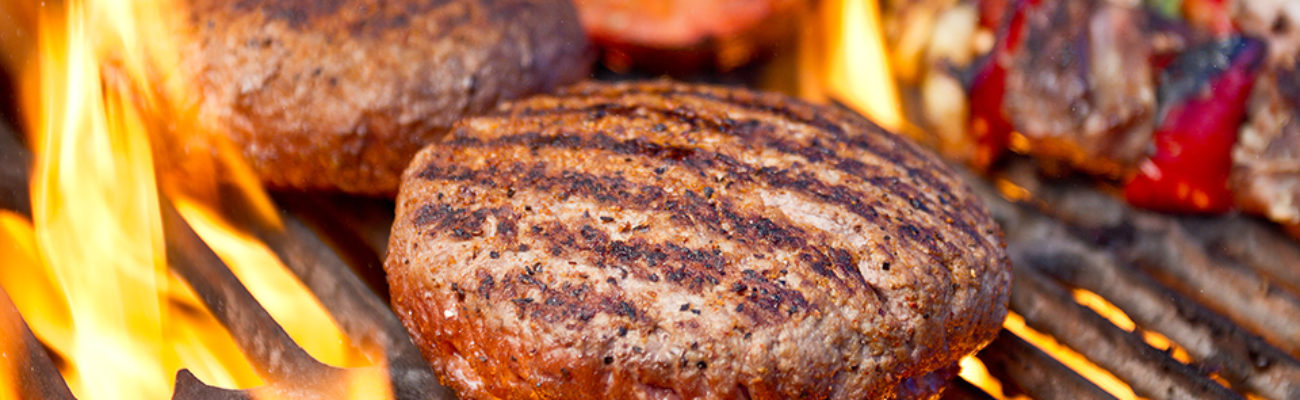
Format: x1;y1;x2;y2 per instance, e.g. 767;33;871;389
1124;36;1266;213
968;0;1036;169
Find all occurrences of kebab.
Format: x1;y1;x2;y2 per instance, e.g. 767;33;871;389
888;0;1300;236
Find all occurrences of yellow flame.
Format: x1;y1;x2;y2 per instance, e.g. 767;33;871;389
958;355;1032;400
1003;312;1139;400
820;0;905;132
163;270;264;389
0;211;55;400
30;3;174;397
1073;289;1194;364
343;360;394;400
1073;289;1137;331
994;178;1034;202
175;199;368;368
0;211;71;355
6;0;375;397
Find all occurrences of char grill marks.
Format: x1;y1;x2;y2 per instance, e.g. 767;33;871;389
387;81;1011;399
406;83;995;327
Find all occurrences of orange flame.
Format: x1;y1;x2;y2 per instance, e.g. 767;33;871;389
1073;289;1194;364
1;0;379;397
822;0;905;132
795;0;906;132
1002;312;1139;400
959;355;1025;400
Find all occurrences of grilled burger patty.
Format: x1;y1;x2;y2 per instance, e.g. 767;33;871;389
385;81;1011;399
180;0;591;195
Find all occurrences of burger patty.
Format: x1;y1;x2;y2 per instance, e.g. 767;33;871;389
385;81;1011;399
180;0;591;195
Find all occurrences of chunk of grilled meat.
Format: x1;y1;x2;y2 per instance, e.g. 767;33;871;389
1233;62;1300;237
385;81;1011;399
1001;0;1157;177
180;0;591;195
1235;0;1300;65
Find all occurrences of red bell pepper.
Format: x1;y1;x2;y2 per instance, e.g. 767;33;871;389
968;0;1036;170
1124;37;1266;213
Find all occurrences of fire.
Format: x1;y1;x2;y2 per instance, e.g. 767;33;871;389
1073;289;1193;364
174;199;370;370
959;355;1029;400
0;0;378;397
799;0;906;133
1002;312;1139;400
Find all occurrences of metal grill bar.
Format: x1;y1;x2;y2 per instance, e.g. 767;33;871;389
1008;249;1239;399
966;158;1300;399
978;331;1115;400
0;288;75;400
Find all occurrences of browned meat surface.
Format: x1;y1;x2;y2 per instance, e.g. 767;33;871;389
1235;0;1300;65
1002;0;1157;177
1233;63;1300;237
573;0;805;72
385;81;1011;399
179;0;592;195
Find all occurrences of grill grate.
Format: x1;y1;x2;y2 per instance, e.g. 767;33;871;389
4;121;1300;399
954;158;1300;400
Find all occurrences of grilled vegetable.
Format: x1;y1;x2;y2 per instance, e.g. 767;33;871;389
1124;37;1266;213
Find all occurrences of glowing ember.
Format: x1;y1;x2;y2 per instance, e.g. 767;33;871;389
0;0;375;397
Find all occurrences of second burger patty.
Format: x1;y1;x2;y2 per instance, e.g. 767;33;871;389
178;0;592;195
386;80;1011;399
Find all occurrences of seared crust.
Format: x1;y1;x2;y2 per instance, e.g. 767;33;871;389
1002;0;1156;177
386;81;1010;399
1233;63;1300;237
181;0;592;195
